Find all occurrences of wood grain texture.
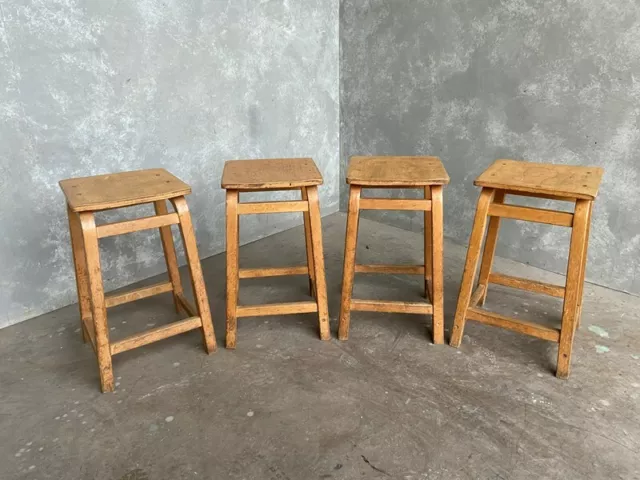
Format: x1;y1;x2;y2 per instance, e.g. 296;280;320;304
306;186;330;341
450;188;495;347
354;264;424;274
430;185;444;344
488;203;574;227
171;196;217;354
467;308;560;342
236;301;319;317
96;213;179;238
575;201;594;329
475;159;603;200
79;212;114;393
359;198;432;211
301;187;316;298
556;199;591;378
237;201;308;214
347;156;450;186
488;273;565;298
154;200;183;313
110;317;202;355
104;281;173;308
67;205;91;343
351;300;433;315
221;158;323;189
476;190;505;306
239;266;309;279
338;185;361;340
60;169;191;212
225;190;240;349
424;186;433;302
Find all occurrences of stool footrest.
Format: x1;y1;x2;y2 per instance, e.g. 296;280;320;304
105;281;173;308
96;213;179;238
110;316;202;355
236;301;318;317
239;266;309;279
237;200;308;215
488;204;573;227
355;264;425;275
466;307;560;342
488;273;565;298
360;198;432;211
351;299;433;314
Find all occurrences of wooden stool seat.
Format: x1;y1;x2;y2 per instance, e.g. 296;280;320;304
221;158;323;190
339;156;450;343
60;169;191;212
223;158;329;348
60;168;216;392
450;159;604;378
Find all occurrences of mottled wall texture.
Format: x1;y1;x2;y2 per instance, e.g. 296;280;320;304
341;0;640;294
0;0;339;328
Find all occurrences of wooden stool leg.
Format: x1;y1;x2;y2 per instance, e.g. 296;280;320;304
154;200;184;313
450;188;495;347
430;185;445;344
79;212;114;393
424;187;433;302
556;199;590;378
301;187;316;299
476;190;505;306
575;201;593;329
67;205;91;343
338;186;361;340
306;186;330;341
225;190;240;349
171;196;217;354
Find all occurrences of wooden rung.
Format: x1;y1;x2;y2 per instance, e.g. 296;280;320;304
466;307;560;342
470;284;486;307
237;201;308;215
239;266;309;279
105;281;173;308
110;316;202;355
236;301;318;317
488;204;573;227
350;299;433;314
503;190;575;202
489;273;565;298
359;198;432;211
96;213;179;238
176;293;197;317
355;264;425;275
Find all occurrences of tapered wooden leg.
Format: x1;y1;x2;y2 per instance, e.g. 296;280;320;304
306;186;330;341
476;190;505;306
171;196;217;354
424;187;433;302
338;186;361;340
67;205;91;343
430;186;445;344
301;187;316;299
575;201;593;329
556;199;590;378
79;212;114;393
225;190;240;349
450;188;495;347
154;200;183;313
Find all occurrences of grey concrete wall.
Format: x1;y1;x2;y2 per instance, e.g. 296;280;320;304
340;0;640;295
0;0;339;328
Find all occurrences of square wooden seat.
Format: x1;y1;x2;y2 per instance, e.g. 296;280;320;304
221;158;323;190
60;169;216;392
223;158;330;348
339;156;450;344
450;159;604;378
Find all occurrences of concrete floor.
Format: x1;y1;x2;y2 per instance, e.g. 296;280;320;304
1;213;639;480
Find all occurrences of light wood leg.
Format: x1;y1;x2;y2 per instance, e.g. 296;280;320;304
476;190;505;306
450;188;495;347
338;186;361;340
67;205;91;343
430;185;445;344
301;187;316;299
171;196;217;354
575;201;593;329
154;200;183;313
556;199;590;378
306;186;330;341
225;190;240;349
79;212;114;393
424;186;433;302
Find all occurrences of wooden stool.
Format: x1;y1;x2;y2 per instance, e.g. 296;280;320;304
221;158;330;348
450;160;604;378
339;156;450;343
60;169;216;392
